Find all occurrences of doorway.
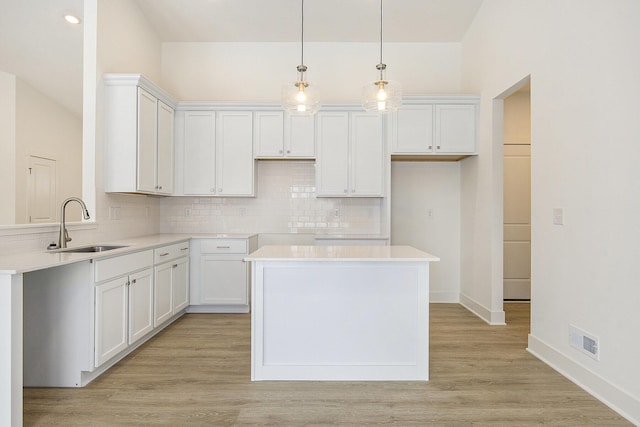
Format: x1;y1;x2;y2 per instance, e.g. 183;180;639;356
502;85;531;301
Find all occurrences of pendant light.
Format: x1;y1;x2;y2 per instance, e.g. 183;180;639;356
282;0;320;115
362;0;401;113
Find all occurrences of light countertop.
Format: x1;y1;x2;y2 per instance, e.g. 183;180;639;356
0;233;258;275
313;234;389;240
244;245;439;262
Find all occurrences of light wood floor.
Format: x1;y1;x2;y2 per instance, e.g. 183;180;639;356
24;304;630;426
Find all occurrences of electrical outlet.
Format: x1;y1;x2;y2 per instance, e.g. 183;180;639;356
185;208;192;217
240;207;246;217
569;325;599;360
427;209;434;218
553;208;564;225
334;208;340;218
109;207;121;220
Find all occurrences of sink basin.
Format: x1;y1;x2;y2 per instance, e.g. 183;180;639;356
53;245;129;253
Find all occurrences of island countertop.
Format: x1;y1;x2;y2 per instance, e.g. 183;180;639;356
245;245;440;262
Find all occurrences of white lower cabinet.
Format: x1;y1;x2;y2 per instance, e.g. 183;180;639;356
94;250;154;367
154;241;190;326
189;236;258;313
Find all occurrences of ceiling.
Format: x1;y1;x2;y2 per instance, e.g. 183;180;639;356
0;0;483;117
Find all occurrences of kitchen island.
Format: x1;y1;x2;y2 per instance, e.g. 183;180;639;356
245;245;439;381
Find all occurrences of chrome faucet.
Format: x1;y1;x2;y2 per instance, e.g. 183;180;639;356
57;197;90;249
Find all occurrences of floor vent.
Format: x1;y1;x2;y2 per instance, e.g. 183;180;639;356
569;325;599;360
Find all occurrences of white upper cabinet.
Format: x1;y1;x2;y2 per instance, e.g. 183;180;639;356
179;110;255;197
254;111;285;157
183;111;216;195
393;104;434;153
104;75;176;195
434;104;477;153
316;111;384;197
254;112;315;158
391;96;478;156
216;112;254;196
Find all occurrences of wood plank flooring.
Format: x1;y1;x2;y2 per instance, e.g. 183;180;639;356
24;304;631;426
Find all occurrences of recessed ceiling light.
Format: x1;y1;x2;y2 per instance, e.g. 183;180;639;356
64;14;81;25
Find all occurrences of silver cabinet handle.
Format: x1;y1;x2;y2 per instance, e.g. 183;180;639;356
172;264;178;268
132;279;137;284
180;247;188;251
217;246;231;249
159;252;169;257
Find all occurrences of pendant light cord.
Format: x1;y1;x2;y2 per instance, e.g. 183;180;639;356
301;0;305;66
379;0;383;64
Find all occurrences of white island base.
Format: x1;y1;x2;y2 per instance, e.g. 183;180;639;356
246;245;439;381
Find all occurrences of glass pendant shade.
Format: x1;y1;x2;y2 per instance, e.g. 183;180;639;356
362;0;402;113
282;0;320;116
362;64;402;113
282;65;320;115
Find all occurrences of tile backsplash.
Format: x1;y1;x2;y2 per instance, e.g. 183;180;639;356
160;161;382;235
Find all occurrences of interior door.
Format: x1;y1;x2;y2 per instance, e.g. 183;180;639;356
27;155;57;223
503;144;531;300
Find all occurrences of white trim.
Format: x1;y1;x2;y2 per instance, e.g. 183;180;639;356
459;293;506;325
528;334;640;426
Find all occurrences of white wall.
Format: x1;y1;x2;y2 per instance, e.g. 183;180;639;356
391;162;460;302
461;0;640;422
0;72;17;224
15;78;83;223
161;42;462;102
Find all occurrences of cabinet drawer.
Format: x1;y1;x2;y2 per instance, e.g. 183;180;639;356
94;250;154;283
200;239;247;254
154;241;190;264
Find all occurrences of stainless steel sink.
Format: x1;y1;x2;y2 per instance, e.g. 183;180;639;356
52;245;129;253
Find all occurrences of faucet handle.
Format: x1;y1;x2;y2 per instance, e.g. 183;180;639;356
64;228;72;243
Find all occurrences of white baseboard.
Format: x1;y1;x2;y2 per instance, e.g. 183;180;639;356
430;290;459;303
459;293;506;325
528;334;639;426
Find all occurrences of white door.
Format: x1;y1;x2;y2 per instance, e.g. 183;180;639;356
350;112;384;196
27;156;57;223
503;144;531;300
285;114;315;158
183;111;216;195
154;262;174;326
128;268;154;344
200;256;247;305
434;104;476;153
156;101;174;195
254;111;284;157
172;257;189;313
316;112;350;196
216;111;254;196
136;88;158;193
95;277;128;367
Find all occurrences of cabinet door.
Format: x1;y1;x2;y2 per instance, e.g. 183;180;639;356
254;111;284;157
128;268;154;345
137;88;158;193
184;111;216;195
393;105;434;153
95;277;128;367
434;104;476;153
216;112;254;196
350;112;384;196
172;257;189;313
199;256;247;305
285;114;315;158
154;262;173;326
316;112;350;196
156;101;174;194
